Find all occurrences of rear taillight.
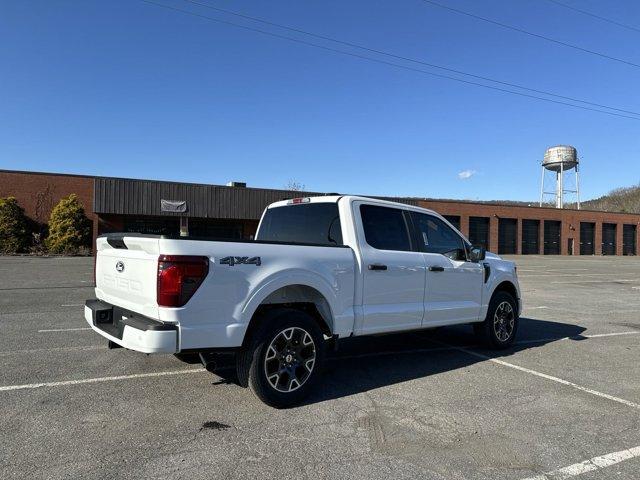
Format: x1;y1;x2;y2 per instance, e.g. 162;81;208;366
157;255;209;307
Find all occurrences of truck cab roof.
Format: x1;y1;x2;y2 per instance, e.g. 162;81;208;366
267;194;441;218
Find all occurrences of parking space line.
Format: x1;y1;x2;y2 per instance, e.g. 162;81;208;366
0;368;207;392
338;331;639;361
0;345;105;357
586;331;639;338
61;304;84;307
3;332;637;394
38;327;91;333
435;342;640;410
515;331;640;345
521;445;640;480
0;286;94;291
523;272;636;277
336;345;460;360
551;279;637;284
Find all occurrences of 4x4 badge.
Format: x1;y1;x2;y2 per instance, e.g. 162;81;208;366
220;256;261;266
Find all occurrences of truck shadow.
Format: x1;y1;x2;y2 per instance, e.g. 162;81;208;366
299;317;587;406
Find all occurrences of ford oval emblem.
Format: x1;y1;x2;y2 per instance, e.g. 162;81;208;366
115;261;125;273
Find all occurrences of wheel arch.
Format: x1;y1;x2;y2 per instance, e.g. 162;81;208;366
490;280;520;313
241;282;336;348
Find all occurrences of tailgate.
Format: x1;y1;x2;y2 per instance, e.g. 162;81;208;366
95;235;160;319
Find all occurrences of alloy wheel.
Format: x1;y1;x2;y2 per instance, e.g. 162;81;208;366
493;301;515;342
263;327;316;393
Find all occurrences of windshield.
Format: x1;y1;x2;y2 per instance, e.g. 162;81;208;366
256;203;343;246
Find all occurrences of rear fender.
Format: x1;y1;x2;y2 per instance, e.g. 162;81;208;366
240;270;345;335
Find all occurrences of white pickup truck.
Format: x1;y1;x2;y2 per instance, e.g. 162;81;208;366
86;195;521;407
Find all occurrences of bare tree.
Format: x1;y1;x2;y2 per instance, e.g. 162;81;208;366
285;179;306;192
582;183;640;213
35;184;54;224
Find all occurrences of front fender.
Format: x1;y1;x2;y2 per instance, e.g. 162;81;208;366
482;261;521;317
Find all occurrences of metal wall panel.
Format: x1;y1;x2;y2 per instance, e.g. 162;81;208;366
94;178;419;220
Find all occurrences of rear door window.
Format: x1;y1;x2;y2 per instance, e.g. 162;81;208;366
257;203;342;245
360;204;412;251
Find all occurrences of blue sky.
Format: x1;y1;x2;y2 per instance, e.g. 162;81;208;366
1;0;639;201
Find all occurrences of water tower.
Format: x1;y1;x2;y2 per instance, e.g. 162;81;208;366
539;145;580;209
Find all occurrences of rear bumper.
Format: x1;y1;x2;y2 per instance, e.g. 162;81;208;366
84;299;178;354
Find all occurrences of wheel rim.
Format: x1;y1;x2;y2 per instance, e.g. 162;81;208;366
264;327;316;393
493;301;515;342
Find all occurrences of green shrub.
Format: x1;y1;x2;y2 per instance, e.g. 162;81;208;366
0;197;29;254
45;194;92;254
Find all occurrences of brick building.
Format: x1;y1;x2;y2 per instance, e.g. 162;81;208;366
1;169;638;256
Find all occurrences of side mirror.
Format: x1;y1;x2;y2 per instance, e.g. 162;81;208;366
469;245;486;262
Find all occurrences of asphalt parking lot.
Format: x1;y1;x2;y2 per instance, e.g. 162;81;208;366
1;255;639;480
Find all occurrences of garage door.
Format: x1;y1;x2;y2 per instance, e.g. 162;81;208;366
580;222;595;255
443;215;461;231
543;220;561;255
498;218;517;254
521;219;540;254
469;217;490;250
623;224;636;256
602;223;617;255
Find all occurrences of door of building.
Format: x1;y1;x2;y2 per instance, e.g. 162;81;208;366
602;223;617;255
543;221;561;255
580;222;595;255
521;219;540;254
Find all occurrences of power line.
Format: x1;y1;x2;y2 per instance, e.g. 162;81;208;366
543;0;640;34
137;0;640;121
419;0;640;69
178;0;640;117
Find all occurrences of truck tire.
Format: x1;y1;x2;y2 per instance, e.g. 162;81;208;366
239;308;325;408
473;291;518;349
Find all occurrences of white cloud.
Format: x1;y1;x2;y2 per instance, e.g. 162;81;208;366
458;169;477;180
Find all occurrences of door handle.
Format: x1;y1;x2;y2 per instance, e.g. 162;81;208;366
428;266;445;272
368;264;388;271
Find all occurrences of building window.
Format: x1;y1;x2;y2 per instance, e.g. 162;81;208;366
123;217;179;236
189;219;243;239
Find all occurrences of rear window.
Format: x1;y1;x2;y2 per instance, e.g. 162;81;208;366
257;203;343;246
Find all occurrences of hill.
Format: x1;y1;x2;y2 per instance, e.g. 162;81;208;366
425;184;640;213
581;184;640;214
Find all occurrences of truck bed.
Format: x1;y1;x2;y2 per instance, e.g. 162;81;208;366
90;232;356;351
